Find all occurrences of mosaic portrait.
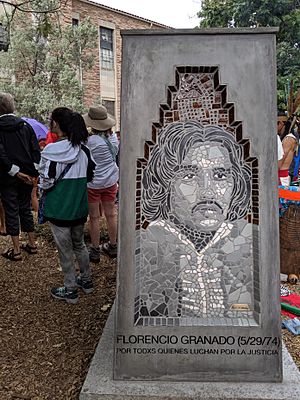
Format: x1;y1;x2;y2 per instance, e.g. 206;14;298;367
134;67;260;327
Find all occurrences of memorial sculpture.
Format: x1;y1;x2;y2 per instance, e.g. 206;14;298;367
115;29;281;383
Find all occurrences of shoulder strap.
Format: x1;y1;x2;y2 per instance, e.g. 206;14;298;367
54;162;72;185
81;144;96;182
44;162;72;193
100;134;116;162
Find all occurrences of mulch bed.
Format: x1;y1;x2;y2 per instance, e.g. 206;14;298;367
1;224;300;399
0;223;116;400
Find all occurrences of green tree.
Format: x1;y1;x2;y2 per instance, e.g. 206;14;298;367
0;0;97;122
0;0;64;12
198;0;300;112
0;0;67;49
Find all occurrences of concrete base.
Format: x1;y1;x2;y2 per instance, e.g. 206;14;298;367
80;309;300;400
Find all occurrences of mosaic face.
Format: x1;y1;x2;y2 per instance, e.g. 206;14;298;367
170;142;234;232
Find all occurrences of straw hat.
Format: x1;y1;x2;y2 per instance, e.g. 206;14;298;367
83;105;115;131
278;115;287;122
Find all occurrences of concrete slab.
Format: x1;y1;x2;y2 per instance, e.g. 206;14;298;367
80;309;300;400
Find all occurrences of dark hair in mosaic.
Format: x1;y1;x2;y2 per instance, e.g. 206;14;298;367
142;121;251;222
51;107;88;146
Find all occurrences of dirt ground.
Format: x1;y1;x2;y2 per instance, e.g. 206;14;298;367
0;224;300;399
0;222;116;400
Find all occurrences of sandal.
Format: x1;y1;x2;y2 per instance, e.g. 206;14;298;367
20;243;38;254
2;248;22;261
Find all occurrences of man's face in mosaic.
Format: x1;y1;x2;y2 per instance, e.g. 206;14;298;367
170;142;234;232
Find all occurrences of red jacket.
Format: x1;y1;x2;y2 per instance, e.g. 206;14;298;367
45;132;59;145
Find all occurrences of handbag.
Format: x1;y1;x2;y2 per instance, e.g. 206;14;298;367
38;190;47;224
38;163;72;224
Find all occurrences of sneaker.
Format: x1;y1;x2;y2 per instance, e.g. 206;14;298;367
51;286;78;304
101;242;117;258
76;276;94;294
89;246;100;263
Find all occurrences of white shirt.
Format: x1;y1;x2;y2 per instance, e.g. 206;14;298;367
86;133;119;189
277;135;283;161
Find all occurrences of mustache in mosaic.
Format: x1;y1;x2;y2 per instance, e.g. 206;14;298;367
191;200;223;215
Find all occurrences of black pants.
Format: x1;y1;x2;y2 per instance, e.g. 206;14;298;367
0;179;34;236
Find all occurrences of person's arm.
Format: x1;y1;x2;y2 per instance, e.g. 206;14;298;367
280;137;296;165
110;132;119;155
37;157;56;190
0;134;32;183
0;134;18;174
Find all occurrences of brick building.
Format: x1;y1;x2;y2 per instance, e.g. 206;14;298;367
61;0;168;127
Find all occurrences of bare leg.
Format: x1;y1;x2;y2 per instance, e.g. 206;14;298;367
102;201;117;245
88;202;100;248
99;201;103;217
28;231;36;248
11;235;20;253
31;185;38;213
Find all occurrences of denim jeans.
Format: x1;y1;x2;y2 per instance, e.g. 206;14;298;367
50;223;91;290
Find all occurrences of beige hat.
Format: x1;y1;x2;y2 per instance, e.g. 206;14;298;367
83;105;115;131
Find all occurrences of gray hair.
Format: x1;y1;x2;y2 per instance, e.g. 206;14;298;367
0;92;15;115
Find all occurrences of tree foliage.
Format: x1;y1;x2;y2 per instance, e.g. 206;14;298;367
0;0;67;19
0;0;68;41
198;0;300;112
0;0;97;122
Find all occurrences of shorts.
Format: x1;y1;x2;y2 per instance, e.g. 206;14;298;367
278;169;290;187
88;183;118;203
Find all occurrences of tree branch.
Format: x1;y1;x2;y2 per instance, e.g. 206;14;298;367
0;0;65;14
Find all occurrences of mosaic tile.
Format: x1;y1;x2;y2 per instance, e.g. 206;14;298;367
134;66;260;327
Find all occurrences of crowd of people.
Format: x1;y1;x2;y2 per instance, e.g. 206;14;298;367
0;93;119;304
0;88;298;306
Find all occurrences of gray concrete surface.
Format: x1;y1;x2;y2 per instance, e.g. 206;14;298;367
80;308;300;400
116;28;281;381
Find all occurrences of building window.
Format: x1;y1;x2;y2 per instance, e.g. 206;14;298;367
102;100;115;117
100;27;114;70
72;18;79;27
